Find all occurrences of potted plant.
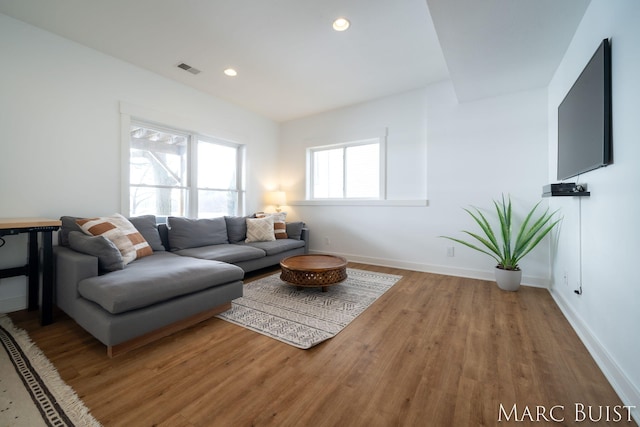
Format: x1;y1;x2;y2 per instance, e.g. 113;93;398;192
441;195;561;291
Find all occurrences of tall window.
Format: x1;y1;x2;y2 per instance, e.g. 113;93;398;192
196;136;242;217
308;138;383;199
129;122;244;218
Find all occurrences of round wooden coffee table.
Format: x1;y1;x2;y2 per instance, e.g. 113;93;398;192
280;254;348;292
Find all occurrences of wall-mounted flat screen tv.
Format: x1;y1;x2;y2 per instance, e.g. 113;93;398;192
557;38;612;181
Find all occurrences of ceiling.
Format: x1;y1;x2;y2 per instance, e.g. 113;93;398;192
0;0;590;122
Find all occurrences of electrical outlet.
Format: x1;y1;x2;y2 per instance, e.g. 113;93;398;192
446;246;455;257
563;271;568;286
324;236;330;245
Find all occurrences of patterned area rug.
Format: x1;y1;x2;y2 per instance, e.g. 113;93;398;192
216;268;402;349
0;314;101;427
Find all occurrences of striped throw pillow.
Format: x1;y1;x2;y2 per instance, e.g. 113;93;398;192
77;214;153;264
256;212;288;239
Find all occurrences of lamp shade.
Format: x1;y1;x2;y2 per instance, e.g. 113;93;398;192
266;191;286;207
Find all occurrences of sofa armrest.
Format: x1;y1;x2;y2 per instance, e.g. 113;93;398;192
300;228;309;254
54;246;99;309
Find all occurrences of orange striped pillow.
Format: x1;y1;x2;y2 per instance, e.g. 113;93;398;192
77;214;152;264
256;212;288;239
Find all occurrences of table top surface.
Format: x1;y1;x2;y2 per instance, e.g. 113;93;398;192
0;218;62;229
280;254;348;272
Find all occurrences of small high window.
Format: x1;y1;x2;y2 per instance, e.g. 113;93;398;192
307;138;384;200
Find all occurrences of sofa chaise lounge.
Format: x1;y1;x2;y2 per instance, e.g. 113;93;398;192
54;214;308;356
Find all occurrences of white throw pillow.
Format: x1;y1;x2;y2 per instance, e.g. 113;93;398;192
245;216;276;243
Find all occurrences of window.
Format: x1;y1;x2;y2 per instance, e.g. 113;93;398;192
196;136;242;217
308;138;384;199
129;122;244;218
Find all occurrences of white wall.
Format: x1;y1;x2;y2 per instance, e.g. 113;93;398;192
279;83;550;284
0;13;279;311
547;0;640;417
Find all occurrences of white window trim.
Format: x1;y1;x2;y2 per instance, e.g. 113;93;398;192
306;128;388;200
120;112;132;215
290;199;428;207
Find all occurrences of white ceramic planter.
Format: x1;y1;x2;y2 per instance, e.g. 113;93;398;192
495;266;522;292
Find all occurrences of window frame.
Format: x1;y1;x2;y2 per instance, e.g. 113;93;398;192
127;119;245;219
193;134;246;218
306;134;387;201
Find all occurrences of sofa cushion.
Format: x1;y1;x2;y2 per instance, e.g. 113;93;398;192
174;244;266;264
59;216;84;246
128;215;165;251
77;252;244;314
245;216;275;243
245;239;306;256
285;222;305;241
158;223;170;249
68;231;124;272
168;216;228;250
77;214;153;265
224;216;249;243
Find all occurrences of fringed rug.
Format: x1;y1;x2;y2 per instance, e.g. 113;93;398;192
0;314;101;427
216;268;402;349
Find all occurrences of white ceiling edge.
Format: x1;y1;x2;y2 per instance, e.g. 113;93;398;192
426;0;591;103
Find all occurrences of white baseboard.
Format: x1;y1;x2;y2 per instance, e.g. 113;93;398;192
550;289;640;425
0;296;27;314
308;250;549;288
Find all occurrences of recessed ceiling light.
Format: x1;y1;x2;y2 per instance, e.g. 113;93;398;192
332;17;350;32
224;68;238;77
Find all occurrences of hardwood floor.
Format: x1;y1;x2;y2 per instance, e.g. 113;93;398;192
9;264;631;426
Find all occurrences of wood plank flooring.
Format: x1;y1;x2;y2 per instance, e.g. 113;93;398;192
9;264;632;426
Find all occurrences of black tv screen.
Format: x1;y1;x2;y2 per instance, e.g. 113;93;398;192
557;38;612;181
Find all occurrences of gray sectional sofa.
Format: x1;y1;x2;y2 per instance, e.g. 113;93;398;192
54;214;308;356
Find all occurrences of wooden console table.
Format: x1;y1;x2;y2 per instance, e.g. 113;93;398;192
0;218;61;325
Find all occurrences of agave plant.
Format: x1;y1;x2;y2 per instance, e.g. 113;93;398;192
441;195;561;271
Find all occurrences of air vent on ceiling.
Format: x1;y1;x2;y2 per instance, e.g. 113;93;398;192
177;62;201;75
